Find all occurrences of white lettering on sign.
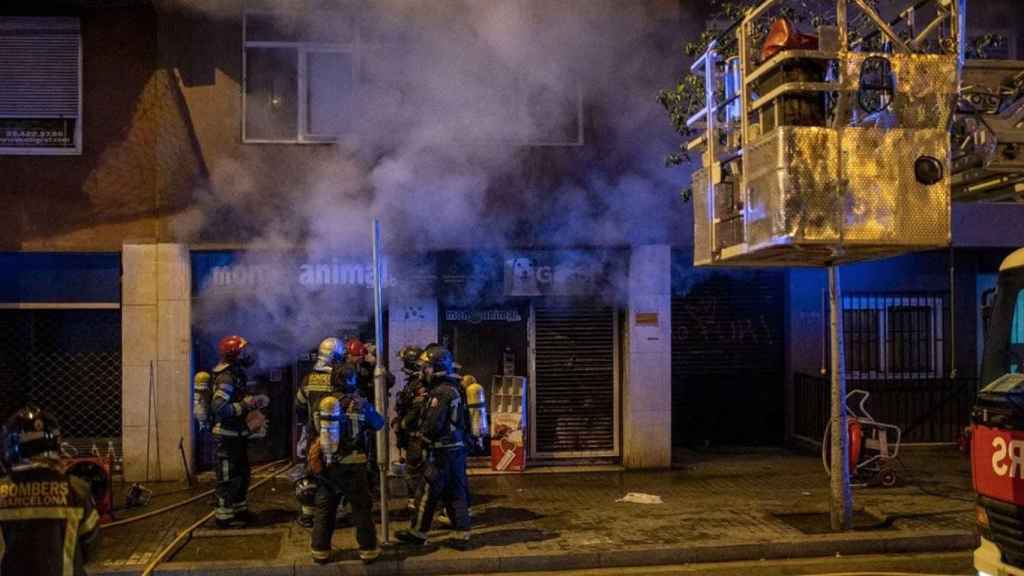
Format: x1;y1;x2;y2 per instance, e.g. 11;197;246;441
208;259;394;290
991;436;1024;478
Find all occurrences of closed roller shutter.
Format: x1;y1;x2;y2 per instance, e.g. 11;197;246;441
0;17;81;154
671;269;785;446
533;300;617;457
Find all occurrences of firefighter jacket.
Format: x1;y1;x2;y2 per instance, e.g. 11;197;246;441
296;368;335;433
418;375;468;449
0;463;100;576
210;363;250;437
394;373;427;449
318;393;385;465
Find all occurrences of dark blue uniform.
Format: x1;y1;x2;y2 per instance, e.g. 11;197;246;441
409;375;471;539
210;362;252;524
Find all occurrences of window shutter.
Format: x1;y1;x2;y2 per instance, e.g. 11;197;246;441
534;300;616;456
0;17;80;117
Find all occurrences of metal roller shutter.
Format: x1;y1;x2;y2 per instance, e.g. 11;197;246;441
671;270;785;446
533;300;617;457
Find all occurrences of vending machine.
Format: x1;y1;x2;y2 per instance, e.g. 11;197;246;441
490;375;527;472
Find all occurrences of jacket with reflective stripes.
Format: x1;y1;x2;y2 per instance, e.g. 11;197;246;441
0;464;100;576
211;364;249;436
296;370;335;433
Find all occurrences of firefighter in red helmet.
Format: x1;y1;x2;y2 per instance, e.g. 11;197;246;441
210;335;268;528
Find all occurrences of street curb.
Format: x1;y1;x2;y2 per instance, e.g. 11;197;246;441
89;530;978;575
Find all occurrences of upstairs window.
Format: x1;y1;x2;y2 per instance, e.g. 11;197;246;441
0;17;81;155
243;9;356;143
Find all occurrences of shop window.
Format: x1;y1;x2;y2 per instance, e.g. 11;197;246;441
0;17;81;155
840;295;945;379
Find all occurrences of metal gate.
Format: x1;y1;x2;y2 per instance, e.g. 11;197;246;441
671;269;785;446
530;299;618;458
0;309;122;449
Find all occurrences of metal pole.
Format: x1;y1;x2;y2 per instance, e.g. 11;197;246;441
828;265;853;531
371;219;390;543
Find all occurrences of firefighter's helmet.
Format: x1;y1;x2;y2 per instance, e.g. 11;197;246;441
419;345;454;374
346;338;367;359
218;335;253;366
316;337;344;369
3;404;62;466
398;346;424;372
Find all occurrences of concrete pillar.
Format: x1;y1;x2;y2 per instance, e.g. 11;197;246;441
122;243;191;481
385;297;438;467
623;245;672;469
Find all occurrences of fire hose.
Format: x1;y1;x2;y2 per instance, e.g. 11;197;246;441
104;459;288;529
139;459;294;576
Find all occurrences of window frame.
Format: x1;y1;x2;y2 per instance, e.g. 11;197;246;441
241;7;584;147
241;10;356;144
841;295;945;380
0;17;82;156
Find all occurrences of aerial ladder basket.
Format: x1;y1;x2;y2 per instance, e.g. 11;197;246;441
686;0;964;267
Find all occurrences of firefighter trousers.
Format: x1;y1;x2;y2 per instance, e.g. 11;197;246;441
214;435;250;521
412;446;470;534
404;437;427;504
311;463;376;559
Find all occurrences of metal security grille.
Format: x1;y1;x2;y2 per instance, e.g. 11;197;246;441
0;310;121;443
671;269;785;447
793;291;967;444
533;300;616;457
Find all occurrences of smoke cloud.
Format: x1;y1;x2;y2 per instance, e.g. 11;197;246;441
169;0;695;368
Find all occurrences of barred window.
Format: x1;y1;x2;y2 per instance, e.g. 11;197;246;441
840;295;945;379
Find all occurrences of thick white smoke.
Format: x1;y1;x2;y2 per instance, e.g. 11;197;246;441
169;0;695;367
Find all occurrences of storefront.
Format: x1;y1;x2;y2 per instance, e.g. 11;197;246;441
187;247;627;468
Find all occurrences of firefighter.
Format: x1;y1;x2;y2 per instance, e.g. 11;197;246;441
392;345;426;511
0;405;100;576
341;337;393;500
210;335;268;528
294;336;345;528
396;345;472;550
309;364;384;565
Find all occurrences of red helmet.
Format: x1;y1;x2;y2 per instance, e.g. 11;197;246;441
345;337;367;359
218;335;249;362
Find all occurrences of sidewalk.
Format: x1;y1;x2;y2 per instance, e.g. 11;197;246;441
89;446;978;575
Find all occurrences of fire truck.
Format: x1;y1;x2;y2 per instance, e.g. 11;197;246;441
973;248;1024;575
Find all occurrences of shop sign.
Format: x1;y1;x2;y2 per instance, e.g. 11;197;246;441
444;309;523;323
503;251;609;297
192;252;395;295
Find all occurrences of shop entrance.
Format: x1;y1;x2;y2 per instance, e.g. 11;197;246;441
441;305;529;457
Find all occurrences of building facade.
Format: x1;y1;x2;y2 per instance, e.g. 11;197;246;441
2;0;1024;482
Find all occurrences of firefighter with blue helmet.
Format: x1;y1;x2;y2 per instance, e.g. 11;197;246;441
309;363;385;564
396;344;472;550
0;404;100;576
